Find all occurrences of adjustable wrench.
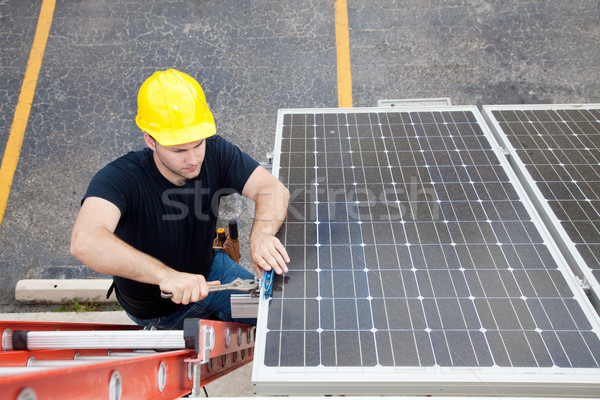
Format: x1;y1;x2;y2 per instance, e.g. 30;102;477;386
160;277;259;299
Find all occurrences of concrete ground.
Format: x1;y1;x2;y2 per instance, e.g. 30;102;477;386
2;1;599;311
2;0;599;307
1;0;599;397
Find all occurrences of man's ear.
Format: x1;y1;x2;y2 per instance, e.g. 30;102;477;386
144;132;157;151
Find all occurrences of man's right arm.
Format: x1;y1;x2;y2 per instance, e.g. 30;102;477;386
70;196;216;304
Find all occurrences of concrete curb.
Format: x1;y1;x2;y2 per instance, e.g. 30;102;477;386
15;279;116;304
0;311;133;324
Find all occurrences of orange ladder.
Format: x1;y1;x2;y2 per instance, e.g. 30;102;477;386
0;319;254;399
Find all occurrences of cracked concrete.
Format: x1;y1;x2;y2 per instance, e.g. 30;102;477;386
0;0;598;308
1;0;598;307
0;0;598;395
350;1;600;106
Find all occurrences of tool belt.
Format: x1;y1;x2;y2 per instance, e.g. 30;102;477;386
212;226;240;263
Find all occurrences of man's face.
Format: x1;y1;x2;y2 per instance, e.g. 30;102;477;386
145;133;206;186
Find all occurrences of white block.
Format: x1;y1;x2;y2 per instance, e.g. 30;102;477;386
230;294;258;319
377;97;452;107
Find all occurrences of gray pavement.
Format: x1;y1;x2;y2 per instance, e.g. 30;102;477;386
2;0;599;311
2;0;599;310
1;0;599;396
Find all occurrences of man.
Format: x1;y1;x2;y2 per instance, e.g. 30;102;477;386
70;69;290;329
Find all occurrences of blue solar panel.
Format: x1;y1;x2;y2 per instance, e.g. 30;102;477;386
253;107;600;396
484;105;600;293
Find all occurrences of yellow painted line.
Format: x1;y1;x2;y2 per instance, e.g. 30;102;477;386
335;0;352;108
0;0;56;226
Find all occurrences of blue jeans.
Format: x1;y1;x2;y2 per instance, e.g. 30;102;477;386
127;251;257;330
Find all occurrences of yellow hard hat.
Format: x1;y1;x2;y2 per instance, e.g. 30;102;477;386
135;69;216;146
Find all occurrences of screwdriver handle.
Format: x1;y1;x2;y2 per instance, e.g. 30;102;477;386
228;219;238;241
217;228;227;247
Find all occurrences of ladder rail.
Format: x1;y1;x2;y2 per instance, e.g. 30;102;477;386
1;349;194;400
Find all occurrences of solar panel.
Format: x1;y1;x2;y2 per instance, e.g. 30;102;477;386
483;105;600;309
252;107;600;396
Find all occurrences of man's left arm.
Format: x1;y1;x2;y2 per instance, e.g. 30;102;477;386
242;166;290;276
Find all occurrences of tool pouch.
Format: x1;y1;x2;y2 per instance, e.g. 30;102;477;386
213;229;240;263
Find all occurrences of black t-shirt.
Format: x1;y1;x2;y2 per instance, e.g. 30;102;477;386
82;135;259;318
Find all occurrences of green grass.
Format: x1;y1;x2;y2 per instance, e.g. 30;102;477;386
53;299;123;312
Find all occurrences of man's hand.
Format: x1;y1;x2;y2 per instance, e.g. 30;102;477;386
159;271;221;305
250;232;290;277
242;166;291;277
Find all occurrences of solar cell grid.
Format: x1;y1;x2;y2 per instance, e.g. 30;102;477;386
253;107;600;396
487;106;600;285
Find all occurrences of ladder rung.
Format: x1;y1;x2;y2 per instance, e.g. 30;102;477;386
75;352;154;360
28;359;98;368
0;367;51;376
9;330;186;351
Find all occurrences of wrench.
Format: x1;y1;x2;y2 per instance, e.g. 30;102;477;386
160;277;259;299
